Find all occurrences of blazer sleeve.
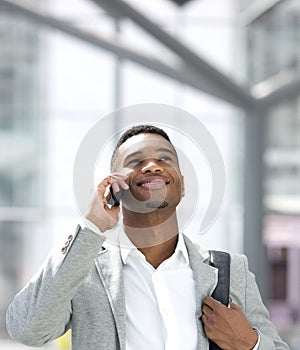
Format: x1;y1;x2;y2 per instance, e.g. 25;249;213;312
230;254;290;350
6;225;105;347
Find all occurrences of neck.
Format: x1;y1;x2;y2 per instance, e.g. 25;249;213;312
122;208;180;268
138;234;179;269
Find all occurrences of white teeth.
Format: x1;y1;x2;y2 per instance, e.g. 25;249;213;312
141;181;165;187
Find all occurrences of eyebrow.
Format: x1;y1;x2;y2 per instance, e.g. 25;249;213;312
156;147;176;155
124;151;143;164
124;147;176;164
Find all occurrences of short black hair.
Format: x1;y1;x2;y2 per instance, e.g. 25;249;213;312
111;124;172;170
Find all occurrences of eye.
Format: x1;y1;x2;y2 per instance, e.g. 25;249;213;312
158;156;172;162
127;159;143;166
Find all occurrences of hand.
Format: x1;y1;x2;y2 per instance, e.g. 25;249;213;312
201;296;258;350
85;174;129;232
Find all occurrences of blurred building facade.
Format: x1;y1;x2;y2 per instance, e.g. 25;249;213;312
0;0;299;349
0;0;46;338
241;0;300;329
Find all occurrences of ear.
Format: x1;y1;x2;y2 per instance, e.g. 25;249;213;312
181;175;185;198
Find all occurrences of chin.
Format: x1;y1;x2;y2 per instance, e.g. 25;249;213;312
146;201;169;209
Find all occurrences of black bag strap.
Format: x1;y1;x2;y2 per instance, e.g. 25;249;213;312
208;250;231;350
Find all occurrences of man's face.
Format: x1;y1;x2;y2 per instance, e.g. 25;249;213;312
113;133;184;212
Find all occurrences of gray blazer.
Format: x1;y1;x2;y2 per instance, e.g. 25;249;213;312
6;226;289;350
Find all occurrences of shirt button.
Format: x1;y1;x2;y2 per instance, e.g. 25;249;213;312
162;308;169;316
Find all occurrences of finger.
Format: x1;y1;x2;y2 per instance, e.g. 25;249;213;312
201;313;209;324
229;302;241;311
111;178;129;192
110;174;129;186
97;184;108;199
96;175;129;200
201;304;213;316
104;190;111;202
111;174;129;186
111;173;128;179
111;181;120;193
203;296;222;310
96;178;116;201
109;205;121;215
119;179;129;190
97;177;113;191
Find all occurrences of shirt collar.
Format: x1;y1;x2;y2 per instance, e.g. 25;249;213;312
119;230;190;265
119;230;136;264
175;232;190;263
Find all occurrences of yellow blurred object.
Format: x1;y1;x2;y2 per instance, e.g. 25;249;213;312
53;329;72;350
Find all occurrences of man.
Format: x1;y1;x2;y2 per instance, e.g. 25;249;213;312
6;125;289;350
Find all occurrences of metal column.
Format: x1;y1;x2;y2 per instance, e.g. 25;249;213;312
243;107;268;300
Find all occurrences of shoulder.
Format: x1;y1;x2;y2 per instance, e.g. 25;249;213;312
230;253;249;272
183;234;249;267
228;253;250;289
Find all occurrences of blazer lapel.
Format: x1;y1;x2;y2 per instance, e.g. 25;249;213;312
184;235;218;350
94;243;126;350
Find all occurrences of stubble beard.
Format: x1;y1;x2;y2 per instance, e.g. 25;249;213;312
146;201;169;209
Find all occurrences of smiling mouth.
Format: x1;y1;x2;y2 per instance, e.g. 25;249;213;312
137;177;170;189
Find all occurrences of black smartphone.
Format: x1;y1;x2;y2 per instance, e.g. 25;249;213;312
108;186;122;207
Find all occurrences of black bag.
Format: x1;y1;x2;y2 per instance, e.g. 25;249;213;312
208;251;231;350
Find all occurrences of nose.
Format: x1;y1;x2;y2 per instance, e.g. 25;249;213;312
141;159;163;174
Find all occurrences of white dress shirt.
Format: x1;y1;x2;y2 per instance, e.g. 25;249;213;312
119;231;198;350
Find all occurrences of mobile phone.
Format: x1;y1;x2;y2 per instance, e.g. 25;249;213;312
108;186;122;207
